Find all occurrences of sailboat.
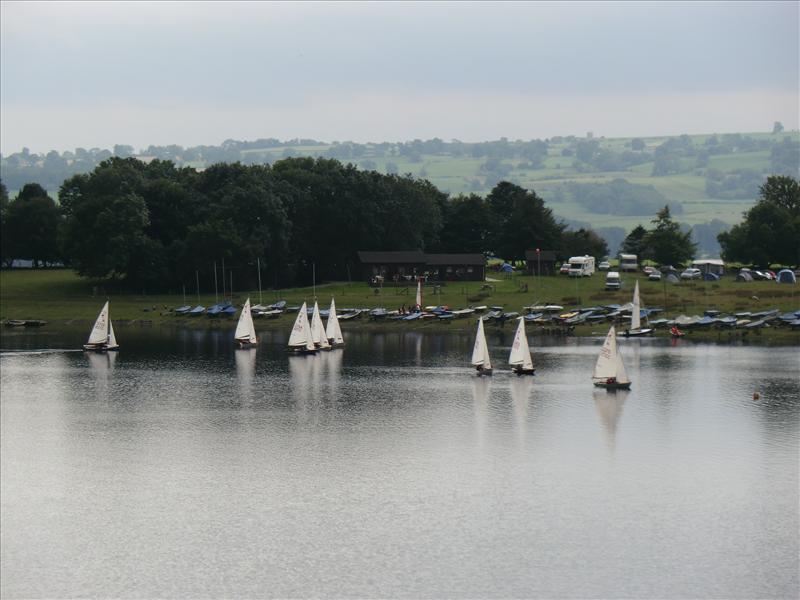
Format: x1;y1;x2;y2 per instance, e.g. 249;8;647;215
287;301;317;354
325;298;345;348
509;316;535;375
471;317;493;376
83;301;119;352
234;298;259;348
311;301;331;350
625;280;653;336
592;325;632;389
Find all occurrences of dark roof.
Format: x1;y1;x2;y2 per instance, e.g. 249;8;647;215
357;251;426;264
425;253;485;266
524;249;557;261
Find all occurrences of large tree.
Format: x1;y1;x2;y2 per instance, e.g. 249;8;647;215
717;175;800;266
620;224;649;257
560;228;609;260
645;205;696;266
4;183;61;266
486;182;564;262
438;194;489;253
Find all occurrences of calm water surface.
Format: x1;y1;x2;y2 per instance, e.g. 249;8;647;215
1;326;798;598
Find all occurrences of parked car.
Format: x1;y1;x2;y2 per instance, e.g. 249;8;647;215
642;266;656;275
559;263;571;275
648;271;662;281
680;268;702;280
598;261;611;271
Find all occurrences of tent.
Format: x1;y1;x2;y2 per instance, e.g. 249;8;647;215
703;273;720;281
777;269;797;284
500;263;514;273
666;274;680;284
736;271;753;282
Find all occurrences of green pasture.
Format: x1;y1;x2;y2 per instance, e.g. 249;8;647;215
2;270;797;341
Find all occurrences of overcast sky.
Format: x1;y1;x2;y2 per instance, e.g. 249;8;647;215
1;1;798;154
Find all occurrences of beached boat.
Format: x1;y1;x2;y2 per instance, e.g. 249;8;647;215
592;325;631;390
233;298;258;348
624;280;653;336
471;317;493;376
188;305;205;316
83;301;119;352
509;317;535;375
287;301;317;354
325;298;345;348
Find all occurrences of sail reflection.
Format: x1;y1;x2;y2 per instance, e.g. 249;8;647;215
472;376;491;447
509;375;533;445
86;351;116;400
593;388;628;454
288;355;314;418
322;349;344;403
234;348;257;402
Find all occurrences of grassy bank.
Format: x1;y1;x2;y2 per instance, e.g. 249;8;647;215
1;269;798;343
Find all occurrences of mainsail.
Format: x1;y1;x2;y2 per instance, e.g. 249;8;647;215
471;318;492;369
415;279;422;308
325;298;344;346
288;301;315;351
631;280;642;331
311;301;330;349
234;298;258;343
509;317;533;370
87;301;110;345
593;326;630;383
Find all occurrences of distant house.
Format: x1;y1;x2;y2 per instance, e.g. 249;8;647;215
692;259;725;276
357;251;485;283
425;253;485;282
357;251;427;284
524;249;557;276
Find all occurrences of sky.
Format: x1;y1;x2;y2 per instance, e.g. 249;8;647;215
1;1;798;154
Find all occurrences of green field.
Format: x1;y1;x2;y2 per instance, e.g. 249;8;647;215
2;270;797;344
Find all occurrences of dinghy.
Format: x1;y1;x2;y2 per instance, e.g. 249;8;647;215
325;298;345;348
311;301;331;350
624;280;653;336
234;298;259;348
471;318;493;376
287;301;317;354
592;325;631;390
83;301;119;352
509;317;535;375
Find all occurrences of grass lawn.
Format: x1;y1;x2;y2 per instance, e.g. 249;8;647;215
2;270;798;344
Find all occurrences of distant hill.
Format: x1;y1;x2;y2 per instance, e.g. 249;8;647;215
2;131;798;256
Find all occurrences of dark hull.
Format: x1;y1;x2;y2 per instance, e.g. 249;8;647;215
593;381;631;390
513;368;535;376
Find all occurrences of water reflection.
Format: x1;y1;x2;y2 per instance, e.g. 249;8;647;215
593;388;628;454
234;348;257;402
471;376;491;447
509;375;533;445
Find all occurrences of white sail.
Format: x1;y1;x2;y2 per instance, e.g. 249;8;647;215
471;318;492;369
288;302;310;347
631;280;641;331
509;317;533;370
325;298;344;346
107;320;118;349
311;301;330;349
87;301;110;345
593;326;630;383
234;298;258;343
415;279;422;307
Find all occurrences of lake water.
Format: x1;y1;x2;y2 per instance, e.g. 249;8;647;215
1;327;798;598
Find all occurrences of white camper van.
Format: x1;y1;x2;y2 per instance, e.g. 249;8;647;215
568;256;595;277
605;271;621;290
619;254;638;272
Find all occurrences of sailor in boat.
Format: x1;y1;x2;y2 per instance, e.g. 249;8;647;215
670;325;684;338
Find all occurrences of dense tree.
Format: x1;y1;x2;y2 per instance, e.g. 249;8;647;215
486;182;564;262
0;180;10;266
4;184;61;266
717;175;800;266
620;224;649;257
560;228;609;260
644;206;696;266
438;194;489;254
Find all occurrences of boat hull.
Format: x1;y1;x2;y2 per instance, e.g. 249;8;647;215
593;381;631;390
474;367;493;377
513;367;535;376
287;347;317;355
623;328;653;337
236;340;258;349
83;344;119;352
